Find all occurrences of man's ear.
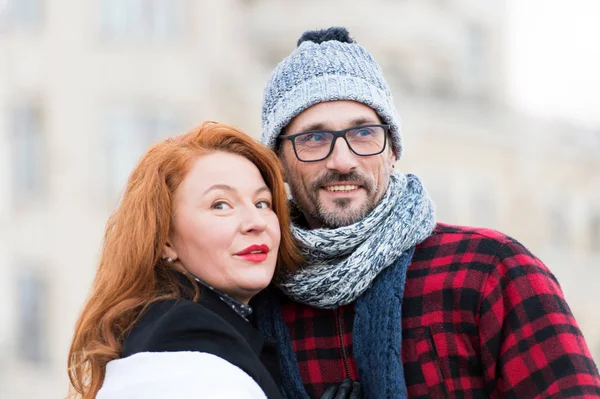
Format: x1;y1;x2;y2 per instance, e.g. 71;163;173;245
275;143;289;184
389;148;397;170
278;152;290;184
162;241;178;262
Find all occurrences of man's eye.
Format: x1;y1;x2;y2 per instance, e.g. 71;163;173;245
298;133;326;144
355;127;375;137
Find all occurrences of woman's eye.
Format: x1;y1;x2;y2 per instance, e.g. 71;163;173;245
256;200;272;209
212;201;232;210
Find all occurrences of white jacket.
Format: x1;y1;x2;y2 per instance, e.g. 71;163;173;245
97;351;267;399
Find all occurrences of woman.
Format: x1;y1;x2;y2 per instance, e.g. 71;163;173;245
67;121;302;399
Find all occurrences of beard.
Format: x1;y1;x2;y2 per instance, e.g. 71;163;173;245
287;170;379;229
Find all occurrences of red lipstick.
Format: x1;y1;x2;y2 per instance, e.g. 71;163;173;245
235;244;270;263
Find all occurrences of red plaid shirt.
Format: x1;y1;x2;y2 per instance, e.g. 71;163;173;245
281;223;600;398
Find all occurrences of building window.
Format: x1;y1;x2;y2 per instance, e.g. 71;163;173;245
470;185;497;228
462;22;489;99
11;103;45;201
547;199;570;247
16;271;49;364
105;106;182;198
427;181;456;223
590;208;600;252
381;56;415;95
0;0;41;31
100;0;187;42
465;23;486;77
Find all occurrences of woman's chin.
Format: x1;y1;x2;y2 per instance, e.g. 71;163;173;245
235;277;274;301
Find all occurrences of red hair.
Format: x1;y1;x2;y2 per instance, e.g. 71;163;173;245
67;121;301;398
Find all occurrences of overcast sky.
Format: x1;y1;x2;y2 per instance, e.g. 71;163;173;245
507;0;600;127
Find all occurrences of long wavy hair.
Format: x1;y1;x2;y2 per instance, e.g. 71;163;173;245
67;121;302;399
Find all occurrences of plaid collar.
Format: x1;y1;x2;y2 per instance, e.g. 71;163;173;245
194;277;253;321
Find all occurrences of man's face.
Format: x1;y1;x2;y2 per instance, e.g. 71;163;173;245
279;100;396;229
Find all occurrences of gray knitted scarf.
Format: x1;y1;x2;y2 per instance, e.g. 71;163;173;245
276;171;436;309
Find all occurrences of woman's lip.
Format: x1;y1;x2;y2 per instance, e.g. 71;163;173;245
235;253;269;263
235;244;270;256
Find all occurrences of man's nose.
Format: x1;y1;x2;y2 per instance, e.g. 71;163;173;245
325;138;358;174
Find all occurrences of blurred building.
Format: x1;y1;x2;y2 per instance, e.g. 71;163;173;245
0;0;598;398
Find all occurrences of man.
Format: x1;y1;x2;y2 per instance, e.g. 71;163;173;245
254;27;600;398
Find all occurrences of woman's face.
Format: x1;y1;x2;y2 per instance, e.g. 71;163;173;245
164;151;281;303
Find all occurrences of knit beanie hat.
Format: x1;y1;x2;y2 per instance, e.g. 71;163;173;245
260;26;403;159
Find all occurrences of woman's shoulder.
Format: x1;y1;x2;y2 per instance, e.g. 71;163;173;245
116;298;282;399
117;298;280;398
122;298;244;357
99;351;268;399
136;297;223;326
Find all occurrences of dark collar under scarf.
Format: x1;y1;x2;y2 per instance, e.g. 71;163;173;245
193;277;253;321
254;248;415;399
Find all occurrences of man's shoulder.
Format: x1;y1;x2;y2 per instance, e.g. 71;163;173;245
413;222;542;268
423;222;514;245
411;222;547;275
417;222;530;254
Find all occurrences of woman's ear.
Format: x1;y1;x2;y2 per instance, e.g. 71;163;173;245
162;241;178;262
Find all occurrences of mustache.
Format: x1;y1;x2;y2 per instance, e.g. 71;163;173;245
312;171;374;193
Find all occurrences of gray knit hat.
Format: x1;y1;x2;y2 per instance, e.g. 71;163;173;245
260;27;403;158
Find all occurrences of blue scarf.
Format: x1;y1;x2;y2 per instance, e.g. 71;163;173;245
274;173;435;309
254;247;414;399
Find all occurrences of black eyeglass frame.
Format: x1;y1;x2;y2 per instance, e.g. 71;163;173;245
277;124;391;162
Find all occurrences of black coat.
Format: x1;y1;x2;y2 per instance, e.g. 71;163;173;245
121;284;283;399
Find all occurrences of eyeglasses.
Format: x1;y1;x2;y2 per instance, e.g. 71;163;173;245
278;124;390;162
